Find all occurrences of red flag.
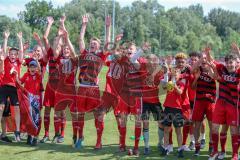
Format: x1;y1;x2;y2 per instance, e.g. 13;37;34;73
17;84;41;136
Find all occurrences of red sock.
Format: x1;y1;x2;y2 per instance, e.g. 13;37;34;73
95;119;104;144
60;116;66;137
220;133;227;152
238;135;240;150
182;125;190;145
232;134;239;156
78;119;84;139
37;117;42;136
72;121;78;137
44;114;50;137
195;142;201;151
212;133;219;153
54;115;61;135
119;126;126;147
189;125;193;135
134;126;141;150
169;128;173;145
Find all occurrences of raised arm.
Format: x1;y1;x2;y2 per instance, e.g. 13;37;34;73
33;32;48;62
43;16;54;51
17;32;24;63
3;31;10;58
79;14;89;53
104;15;111;52
0;47;4;73
231;43;240;57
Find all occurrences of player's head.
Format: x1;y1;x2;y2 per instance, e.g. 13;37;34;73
28;60;38;75
127;42;137;58
63;45;71;58
200;53;208;69
189;51;201;65
225;54;238;72
89;37;101;53
9;47;19;62
32;45;42;60
147;54;159;64
236;56;240;69
175;52;187;70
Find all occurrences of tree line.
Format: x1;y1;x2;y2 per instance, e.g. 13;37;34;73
0;0;240;57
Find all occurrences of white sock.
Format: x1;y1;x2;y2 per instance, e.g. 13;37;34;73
200;133;206;140
190;134;195;143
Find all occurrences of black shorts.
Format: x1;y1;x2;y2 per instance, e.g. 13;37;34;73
161;107;184;128
3;99;11;117
141;102;163;121
190;101;194;109
0;85;19;106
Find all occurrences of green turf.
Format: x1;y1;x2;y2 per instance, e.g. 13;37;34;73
0;66;233;160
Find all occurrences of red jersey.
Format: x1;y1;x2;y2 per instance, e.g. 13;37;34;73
2;57;21;87
0;73;3;86
142;71;163;104
105;56;128;95
57;57;78;85
24;58;47;78
163;78;186;109
188;74;196;102
79;50;109;85
20;72;43;96
216;63;240;107
196;68;216;103
180;67;191;106
47;48;59;81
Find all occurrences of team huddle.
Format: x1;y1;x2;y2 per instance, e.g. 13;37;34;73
0;14;240;160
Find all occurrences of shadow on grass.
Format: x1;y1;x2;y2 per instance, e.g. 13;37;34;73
0;141;233;160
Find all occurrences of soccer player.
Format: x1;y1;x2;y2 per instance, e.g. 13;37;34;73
0;31;24;142
74;14;111;149
191;52;216;156
161;53;189;158
141;54;167;155
208;53;239;160
52;15;78;144
41;16;65;143
16;60;43;146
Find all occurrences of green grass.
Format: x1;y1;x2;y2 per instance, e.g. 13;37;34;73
0;67;234;160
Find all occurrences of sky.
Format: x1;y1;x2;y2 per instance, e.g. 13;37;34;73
0;0;239;19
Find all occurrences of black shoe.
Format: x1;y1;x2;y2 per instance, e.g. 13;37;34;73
14;131;21;142
0;136;12;143
26;135;33;145
52;134;60;144
194;149;200;156
177;149;184;158
40;136;50;143
208;146;213;154
158;144;165;153
31;138;38;146
161;148;169;156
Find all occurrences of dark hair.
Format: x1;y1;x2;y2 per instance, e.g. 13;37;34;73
189;51;201;58
225;54;237;62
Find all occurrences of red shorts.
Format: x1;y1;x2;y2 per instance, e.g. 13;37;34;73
114;96;142;115
73;85;101;113
192;100;215;121
182;104;191;120
54;82;76;112
43;81;58;107
212;99;239;126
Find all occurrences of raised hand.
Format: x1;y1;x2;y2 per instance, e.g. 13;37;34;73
105;15;111;27
60;13;66;24
82;14;89;25
141;42;151;51
23;41;30;51
231;42;240;55
3;31;10;39
33;32;41;41
47;16;54;25
115;34;123;42
17;32;23;39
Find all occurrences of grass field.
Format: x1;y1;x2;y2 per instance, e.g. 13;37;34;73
0;66;234;160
